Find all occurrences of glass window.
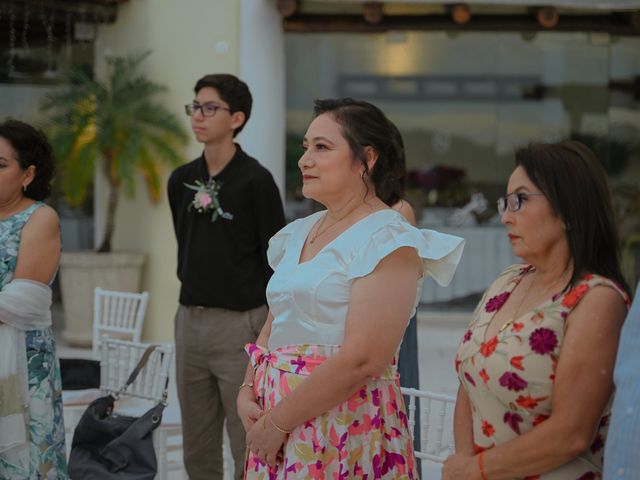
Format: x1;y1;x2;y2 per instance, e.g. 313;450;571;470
285;31;640;304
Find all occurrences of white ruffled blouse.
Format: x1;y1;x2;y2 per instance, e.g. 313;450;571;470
266;209;465;350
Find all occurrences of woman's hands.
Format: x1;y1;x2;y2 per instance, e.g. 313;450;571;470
442;452;479;480
246;412;288;467
237;387;263;432
237;386;287;466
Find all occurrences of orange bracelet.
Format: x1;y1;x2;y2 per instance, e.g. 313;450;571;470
478;451;489;480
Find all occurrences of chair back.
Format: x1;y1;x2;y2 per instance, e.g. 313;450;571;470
93;287;149;358
100;337;173;404
401;387;456;464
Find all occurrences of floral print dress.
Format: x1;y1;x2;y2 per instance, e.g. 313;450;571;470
456;264;630;480
0;202;67;480
244;209;464;479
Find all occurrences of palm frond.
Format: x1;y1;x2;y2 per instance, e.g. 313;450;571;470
62;140;97;206
137;148;162;203
40;50;187;251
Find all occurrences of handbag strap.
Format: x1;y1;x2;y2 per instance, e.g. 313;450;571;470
114;345;160;399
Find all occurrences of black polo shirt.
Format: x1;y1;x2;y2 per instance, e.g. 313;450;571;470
167;145;286;310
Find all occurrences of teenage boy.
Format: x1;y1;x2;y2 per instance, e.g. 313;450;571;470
168;74;285;479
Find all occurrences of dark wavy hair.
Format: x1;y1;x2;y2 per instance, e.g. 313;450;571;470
515;141;630;295
194;73;252;137
312;98;406;206
0;119;55;201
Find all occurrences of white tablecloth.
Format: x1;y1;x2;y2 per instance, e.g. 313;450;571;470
420;226;518;304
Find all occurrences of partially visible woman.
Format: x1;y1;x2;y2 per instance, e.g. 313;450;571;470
394;199;419;390
389;120;420;396
393;199;422;448
0;119;67;478
237;98;464;478
443;141;630;479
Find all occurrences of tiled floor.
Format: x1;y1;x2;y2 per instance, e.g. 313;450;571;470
56;305;469;480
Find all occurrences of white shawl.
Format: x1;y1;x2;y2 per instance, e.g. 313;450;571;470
0;279;52;453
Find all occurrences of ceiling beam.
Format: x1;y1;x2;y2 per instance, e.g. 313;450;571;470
283;12;640;35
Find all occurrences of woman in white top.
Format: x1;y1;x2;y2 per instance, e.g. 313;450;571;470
237;98;464;479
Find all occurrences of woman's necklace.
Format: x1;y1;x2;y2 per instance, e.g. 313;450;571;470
498;271;536;333
498;268;566;333
309;202;364;244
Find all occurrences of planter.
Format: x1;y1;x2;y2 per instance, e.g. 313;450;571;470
59;251;145;347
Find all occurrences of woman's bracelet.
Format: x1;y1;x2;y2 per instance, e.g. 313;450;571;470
238;382;253;391
267;410;292;435
478;451;489;480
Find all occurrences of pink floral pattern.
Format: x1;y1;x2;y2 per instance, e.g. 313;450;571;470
244;343;417;479
456;264;630;480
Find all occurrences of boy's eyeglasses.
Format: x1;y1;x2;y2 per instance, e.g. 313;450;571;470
184;103;230;117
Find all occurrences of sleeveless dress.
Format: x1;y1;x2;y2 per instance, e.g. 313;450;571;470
0;202;68;479
455;264;630;480
244;209;464;479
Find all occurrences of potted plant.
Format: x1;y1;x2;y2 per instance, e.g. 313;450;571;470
41;51;188;346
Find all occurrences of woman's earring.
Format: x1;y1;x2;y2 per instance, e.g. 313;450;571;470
22;185;27;192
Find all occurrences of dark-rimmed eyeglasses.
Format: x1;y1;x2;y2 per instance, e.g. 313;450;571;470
184;103;230;117
497;192;544;215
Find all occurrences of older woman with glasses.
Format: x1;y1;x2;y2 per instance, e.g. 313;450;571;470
442;141;631;480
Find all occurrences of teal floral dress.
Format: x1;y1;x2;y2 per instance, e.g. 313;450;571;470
0;202;68;479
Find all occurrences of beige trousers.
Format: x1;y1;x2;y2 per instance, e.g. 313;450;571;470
175;304;267;480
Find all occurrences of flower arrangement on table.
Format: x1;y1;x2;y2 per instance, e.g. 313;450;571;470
184;178;233;222
406;164;469;208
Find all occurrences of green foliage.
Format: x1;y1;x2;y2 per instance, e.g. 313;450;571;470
41;51;188;251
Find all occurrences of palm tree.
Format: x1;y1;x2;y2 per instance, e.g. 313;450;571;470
41;51;188;252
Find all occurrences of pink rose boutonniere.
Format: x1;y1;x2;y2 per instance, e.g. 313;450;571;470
184;178;233;222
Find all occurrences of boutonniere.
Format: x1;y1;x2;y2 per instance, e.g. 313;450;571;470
184;178;233;222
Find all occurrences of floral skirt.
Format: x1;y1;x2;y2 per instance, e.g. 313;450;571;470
0;328;67;480
244;343;417;479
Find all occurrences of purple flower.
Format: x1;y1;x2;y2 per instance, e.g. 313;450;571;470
383;451;406;473
529;328;558;355
372;388;381;407
503;411;523;434
576;474;597;480
372;410;382;429
462;330;472;343
498;372;528;391
590;433;604;453
485;292;511;312
373;449;406;477
407;165;466;190
464;372;476;387
291;356;306;374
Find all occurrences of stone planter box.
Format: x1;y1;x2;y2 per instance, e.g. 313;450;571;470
59;251;145;347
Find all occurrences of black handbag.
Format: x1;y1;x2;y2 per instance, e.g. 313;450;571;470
68;345;167;480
